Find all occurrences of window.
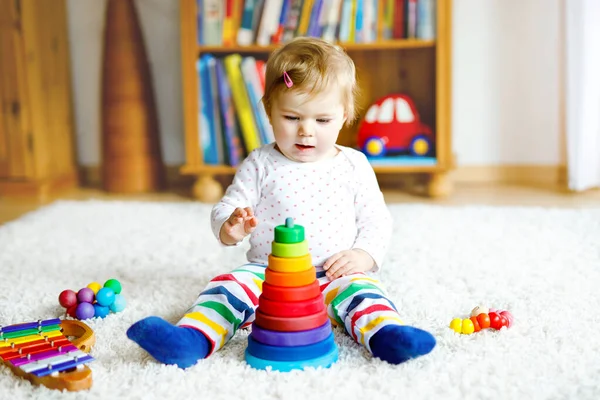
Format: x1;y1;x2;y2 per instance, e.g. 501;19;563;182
364;105;379;123
378;98;394;123
396;98;415;123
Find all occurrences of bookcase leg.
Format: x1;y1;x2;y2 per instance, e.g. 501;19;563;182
427;172;453;198
192;174;223;203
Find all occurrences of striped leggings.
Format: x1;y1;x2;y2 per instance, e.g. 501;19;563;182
176;263;404;356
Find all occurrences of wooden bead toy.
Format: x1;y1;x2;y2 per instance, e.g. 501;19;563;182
245;218;338;372
93;304;110;319
76;288;95;304
0;319;96;391
103;279;122;294
95;287;115;307
58;290;77;309
86;282;102;294
75;303;95;320
57;278;126;320
449;306;513;334
109;294;127;313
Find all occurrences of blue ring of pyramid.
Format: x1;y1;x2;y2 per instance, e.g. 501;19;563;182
245;345;339;372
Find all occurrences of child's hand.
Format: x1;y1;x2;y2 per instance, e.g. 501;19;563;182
323;249;375;280
219;207;258;245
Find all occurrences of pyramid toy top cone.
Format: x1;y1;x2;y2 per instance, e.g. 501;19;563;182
245;217;339;372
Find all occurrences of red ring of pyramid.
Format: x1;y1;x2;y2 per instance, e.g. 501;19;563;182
261;281;321;302
254;309;329;332
258;295;324;317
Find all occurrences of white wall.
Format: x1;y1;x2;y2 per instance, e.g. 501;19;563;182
453;0;563;165
67;0;564;168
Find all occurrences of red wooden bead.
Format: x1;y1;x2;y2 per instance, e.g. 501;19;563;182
66;304;78;318
489;312;502;330
58;289;77;309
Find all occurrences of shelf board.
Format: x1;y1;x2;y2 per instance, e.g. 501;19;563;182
181;162;448;176
198;39;436;54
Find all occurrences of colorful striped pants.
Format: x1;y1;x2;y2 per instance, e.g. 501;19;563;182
176;263;404;356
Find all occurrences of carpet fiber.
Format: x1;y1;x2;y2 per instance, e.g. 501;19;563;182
1;200;599;399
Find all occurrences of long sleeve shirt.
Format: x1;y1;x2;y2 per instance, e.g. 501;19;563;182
210;143;393;271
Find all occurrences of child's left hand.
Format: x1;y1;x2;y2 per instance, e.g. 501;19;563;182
323;249;375;280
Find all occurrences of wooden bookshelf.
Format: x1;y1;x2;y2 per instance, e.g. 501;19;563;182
179;0;454;202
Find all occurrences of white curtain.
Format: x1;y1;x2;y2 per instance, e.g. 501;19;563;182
565;0;600;191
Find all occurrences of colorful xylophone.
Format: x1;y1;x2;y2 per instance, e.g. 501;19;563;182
0;318;96;391
245;217;339;372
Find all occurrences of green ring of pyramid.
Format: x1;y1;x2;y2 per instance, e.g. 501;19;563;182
271;240;308;258
274;217;305;243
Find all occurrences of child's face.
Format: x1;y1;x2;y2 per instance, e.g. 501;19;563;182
270;86;347;163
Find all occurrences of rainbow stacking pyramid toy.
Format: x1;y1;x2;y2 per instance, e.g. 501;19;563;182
245;218;339;372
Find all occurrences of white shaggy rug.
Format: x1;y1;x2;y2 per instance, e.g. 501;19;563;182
1;200;600;400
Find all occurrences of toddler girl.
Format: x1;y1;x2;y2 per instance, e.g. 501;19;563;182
127;37;436;368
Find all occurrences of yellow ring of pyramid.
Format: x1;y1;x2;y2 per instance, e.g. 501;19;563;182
271;240;308;258
268;253;312;273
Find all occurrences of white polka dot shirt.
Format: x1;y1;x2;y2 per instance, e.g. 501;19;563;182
210;143;393;271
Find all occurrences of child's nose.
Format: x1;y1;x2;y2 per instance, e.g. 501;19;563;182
299;121;315;136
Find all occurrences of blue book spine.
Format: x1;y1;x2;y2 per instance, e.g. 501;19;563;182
198;56;218;164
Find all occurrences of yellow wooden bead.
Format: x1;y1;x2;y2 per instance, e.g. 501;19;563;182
461;318;475;334
87;282;102;294
449;318;463;333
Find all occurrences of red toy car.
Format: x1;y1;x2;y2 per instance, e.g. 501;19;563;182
356;94;434;157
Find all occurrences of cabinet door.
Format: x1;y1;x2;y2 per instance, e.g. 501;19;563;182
0;0;31;179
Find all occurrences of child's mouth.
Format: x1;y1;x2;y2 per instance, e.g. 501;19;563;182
295;144;314;151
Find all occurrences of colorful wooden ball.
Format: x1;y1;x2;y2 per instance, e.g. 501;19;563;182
96;287;115;307
488;312;503;330
75;302;95;320
449;318;462;333
87;282;102;294
470;316;481;332
59;289;78;308
93;304;110;318
104;278;122;294
461;319;475;334
109;294;126;313
77;288;95;304
476;313;491;329
66;304;78;318
470;306;489;317
500;311;514;327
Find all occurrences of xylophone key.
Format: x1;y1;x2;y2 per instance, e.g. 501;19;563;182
29;354;94;377
11;345;80;367
0;337;71;360
0;319;61;334
0;330;63;348
0;325;61;340
20;350;91;375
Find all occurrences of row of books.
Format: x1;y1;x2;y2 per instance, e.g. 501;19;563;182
198;53;273;166
197;0;436;47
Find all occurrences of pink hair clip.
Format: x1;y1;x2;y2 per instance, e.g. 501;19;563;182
283;71;293;88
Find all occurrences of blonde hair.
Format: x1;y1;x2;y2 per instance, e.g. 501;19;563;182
262;37;359;126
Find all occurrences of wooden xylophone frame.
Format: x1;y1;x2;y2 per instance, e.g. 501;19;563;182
0;319;96;391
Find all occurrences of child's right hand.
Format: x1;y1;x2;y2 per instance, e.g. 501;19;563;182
219;207;258;245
